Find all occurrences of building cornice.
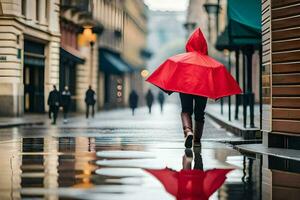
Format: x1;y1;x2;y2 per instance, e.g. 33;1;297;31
0;16;60;41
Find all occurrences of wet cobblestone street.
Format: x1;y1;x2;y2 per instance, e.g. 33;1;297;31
0;104;261;200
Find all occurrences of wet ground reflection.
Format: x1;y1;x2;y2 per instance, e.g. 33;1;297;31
0;135;299;200
145;149;233;200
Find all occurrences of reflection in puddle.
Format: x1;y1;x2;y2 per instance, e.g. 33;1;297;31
1;135;299;200
95;168;145;177
146;168;232;200
96;159;164;169
97;150;156;159
145;149;233;200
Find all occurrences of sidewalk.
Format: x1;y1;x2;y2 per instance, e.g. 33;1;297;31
0;114;45;128
206;103;261;140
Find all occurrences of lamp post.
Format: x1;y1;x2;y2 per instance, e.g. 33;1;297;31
82;26;96;85
203;0;220;42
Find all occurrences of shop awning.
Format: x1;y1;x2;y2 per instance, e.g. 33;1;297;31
215;26;234;51
99;50;134;75
215;0;261;50
60;47;85;64
228;0;261;46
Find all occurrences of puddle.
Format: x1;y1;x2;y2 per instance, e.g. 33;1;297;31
96;159;164;169
0;135;299;200
96;150;156;159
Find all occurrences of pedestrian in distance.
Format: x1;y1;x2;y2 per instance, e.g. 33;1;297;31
129;90;139;116
145;89;154;114
61;86;71;123
146;28;241;149
85;85;96;119
157;91;165;113
47;85;60;125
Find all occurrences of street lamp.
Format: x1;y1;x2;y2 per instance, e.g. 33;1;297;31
141;69;149;78
82;26;96;85
203;0;220;42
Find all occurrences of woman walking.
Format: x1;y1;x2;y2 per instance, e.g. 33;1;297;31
146;28;241;148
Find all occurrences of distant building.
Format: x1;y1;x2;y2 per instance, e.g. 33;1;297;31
0;0;60;116
147;10;186;71
146;10;186;103
122;0;149;107
94;0;148;109
59;0;97;112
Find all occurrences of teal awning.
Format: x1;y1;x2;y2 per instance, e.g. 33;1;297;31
228;0;261;31
227;0;261;46
99;50;133;75
216;0;261;50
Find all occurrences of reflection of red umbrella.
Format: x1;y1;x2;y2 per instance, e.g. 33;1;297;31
146;28;241;99
145;168;233;200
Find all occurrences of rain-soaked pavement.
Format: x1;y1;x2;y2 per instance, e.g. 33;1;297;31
0;104;299;200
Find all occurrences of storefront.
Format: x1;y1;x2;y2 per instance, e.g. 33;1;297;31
23;40;46;113
59;47;85;111
99;48;133;109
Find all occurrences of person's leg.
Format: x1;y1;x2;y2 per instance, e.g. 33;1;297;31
86;104;89;118
53;106;58;124
179;93;194;148
49;106;52;119
193;95;208;144
92;105;95;118
63;106;67;119
182;149;193;170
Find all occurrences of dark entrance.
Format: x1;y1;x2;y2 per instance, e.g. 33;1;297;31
59;47;85;111
23;40;45;113
59;61;77;111
24;65;44;112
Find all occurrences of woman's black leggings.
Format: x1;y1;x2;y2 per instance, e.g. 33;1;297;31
179;93;208;122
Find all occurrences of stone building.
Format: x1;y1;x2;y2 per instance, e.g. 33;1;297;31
122;0;148;106
94;0;148;109
0;0;148;115
60;0;101;112
0;0;60;116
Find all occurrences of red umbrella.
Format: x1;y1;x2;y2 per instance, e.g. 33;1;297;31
146;28;242;99
145;168;233;200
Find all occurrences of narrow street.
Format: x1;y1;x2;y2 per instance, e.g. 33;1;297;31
0;104;260;200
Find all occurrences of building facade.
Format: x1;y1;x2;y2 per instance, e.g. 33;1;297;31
93;0;148;109
262;0;300;149
60;2;87;112
122;0;148;106
0;0;60;116
0;0;149;115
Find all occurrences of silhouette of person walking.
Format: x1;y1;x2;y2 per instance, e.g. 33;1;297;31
85;85;96;119
61;86;71;123
129;90;138;115
145;89;154;114
157;91;165;113
47;85;60;125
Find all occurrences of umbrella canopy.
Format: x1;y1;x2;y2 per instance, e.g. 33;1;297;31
145;168;233;200
146;28;242;99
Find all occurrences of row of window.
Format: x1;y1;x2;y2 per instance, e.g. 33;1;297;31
21;0;48;23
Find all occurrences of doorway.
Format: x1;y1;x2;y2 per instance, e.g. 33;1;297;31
24;65;45;113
